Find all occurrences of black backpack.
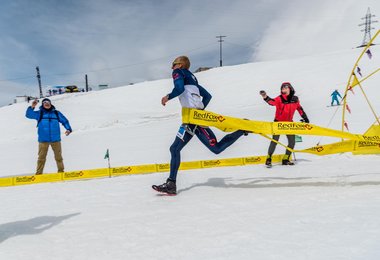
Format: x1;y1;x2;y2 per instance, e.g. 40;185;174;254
37;109;59;126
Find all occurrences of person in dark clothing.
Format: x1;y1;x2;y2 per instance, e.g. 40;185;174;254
260;82;309;167
152;56;246;195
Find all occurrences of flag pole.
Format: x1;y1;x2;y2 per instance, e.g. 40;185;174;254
104;149;111;178
108;156;111;178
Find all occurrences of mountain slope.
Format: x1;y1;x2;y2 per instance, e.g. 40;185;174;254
0;47;380;259
0;46;378;175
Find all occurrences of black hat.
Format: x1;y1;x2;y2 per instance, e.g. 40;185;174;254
280;82;293;89
42;98;51;104
280;82;295;99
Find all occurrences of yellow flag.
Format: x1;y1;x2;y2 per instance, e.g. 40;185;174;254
351;74;360;88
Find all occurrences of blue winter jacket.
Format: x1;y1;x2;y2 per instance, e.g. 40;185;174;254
168;68;212;108
331;90;342;98
26;106;72;143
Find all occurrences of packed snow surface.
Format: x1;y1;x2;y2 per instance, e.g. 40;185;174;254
0;47;379;259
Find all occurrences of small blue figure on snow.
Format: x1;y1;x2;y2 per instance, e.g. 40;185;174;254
331;89;342;106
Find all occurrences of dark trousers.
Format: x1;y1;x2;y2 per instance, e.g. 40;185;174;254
169;125;244;181
331;97;340;106
268;135;295;157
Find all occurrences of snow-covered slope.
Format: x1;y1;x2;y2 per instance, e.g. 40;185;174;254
0;47;378;175
0;46;379;259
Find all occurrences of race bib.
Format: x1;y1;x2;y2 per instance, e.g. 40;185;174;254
176;125;186;140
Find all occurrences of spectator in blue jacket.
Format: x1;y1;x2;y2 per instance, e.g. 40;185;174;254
26;98;72;174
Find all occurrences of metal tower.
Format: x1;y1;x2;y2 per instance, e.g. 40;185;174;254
358;7;378;47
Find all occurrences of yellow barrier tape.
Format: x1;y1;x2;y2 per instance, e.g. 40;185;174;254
182;108;380;143
112;164;157;176
179;161;203;170
0;177;13;187
62;170;86;180
202;157;244;168
245;154;283;165
1;114;378;188
157;161;203;172
156;163;170;172
62;168;109;181
0;154;287;188
14;173;62;186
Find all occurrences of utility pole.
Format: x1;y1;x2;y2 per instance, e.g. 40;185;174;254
216;35;226;67
358;7;378;47
85;74;89;92
36;66;43;98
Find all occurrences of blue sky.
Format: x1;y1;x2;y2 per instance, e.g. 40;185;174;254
0;0;378;105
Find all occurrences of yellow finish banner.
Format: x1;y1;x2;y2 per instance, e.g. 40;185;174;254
182;108;380;143
296;140;380;156
295;124;380;155
353;141;380;155
296;141;356;156
353;125;380;154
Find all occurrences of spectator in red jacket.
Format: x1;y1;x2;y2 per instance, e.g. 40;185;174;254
260;82;309;167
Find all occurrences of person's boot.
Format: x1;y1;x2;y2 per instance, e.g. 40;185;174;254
282;154;295;165
282;159;295;165
265;156;272;168
152;178;177;195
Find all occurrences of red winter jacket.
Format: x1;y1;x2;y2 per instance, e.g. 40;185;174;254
264;94;308;122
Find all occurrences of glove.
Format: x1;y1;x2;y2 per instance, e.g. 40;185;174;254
31;99;38;108
301;114;309;123
259;90;267;98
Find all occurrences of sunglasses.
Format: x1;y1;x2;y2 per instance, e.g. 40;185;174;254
172;62;182;68
281;82;291;89
42;101;51;105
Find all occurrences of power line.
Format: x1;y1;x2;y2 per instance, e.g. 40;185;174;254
0;75;36;83
224;40;254;50
0;42;215;83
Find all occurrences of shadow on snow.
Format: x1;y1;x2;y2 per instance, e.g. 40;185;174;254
0;213;80;243
178;173;380;194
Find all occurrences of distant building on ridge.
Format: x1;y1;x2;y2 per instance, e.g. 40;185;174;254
194;67;212;73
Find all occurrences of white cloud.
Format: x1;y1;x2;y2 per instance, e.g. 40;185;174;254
9;0;378;105
253;0;380;61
